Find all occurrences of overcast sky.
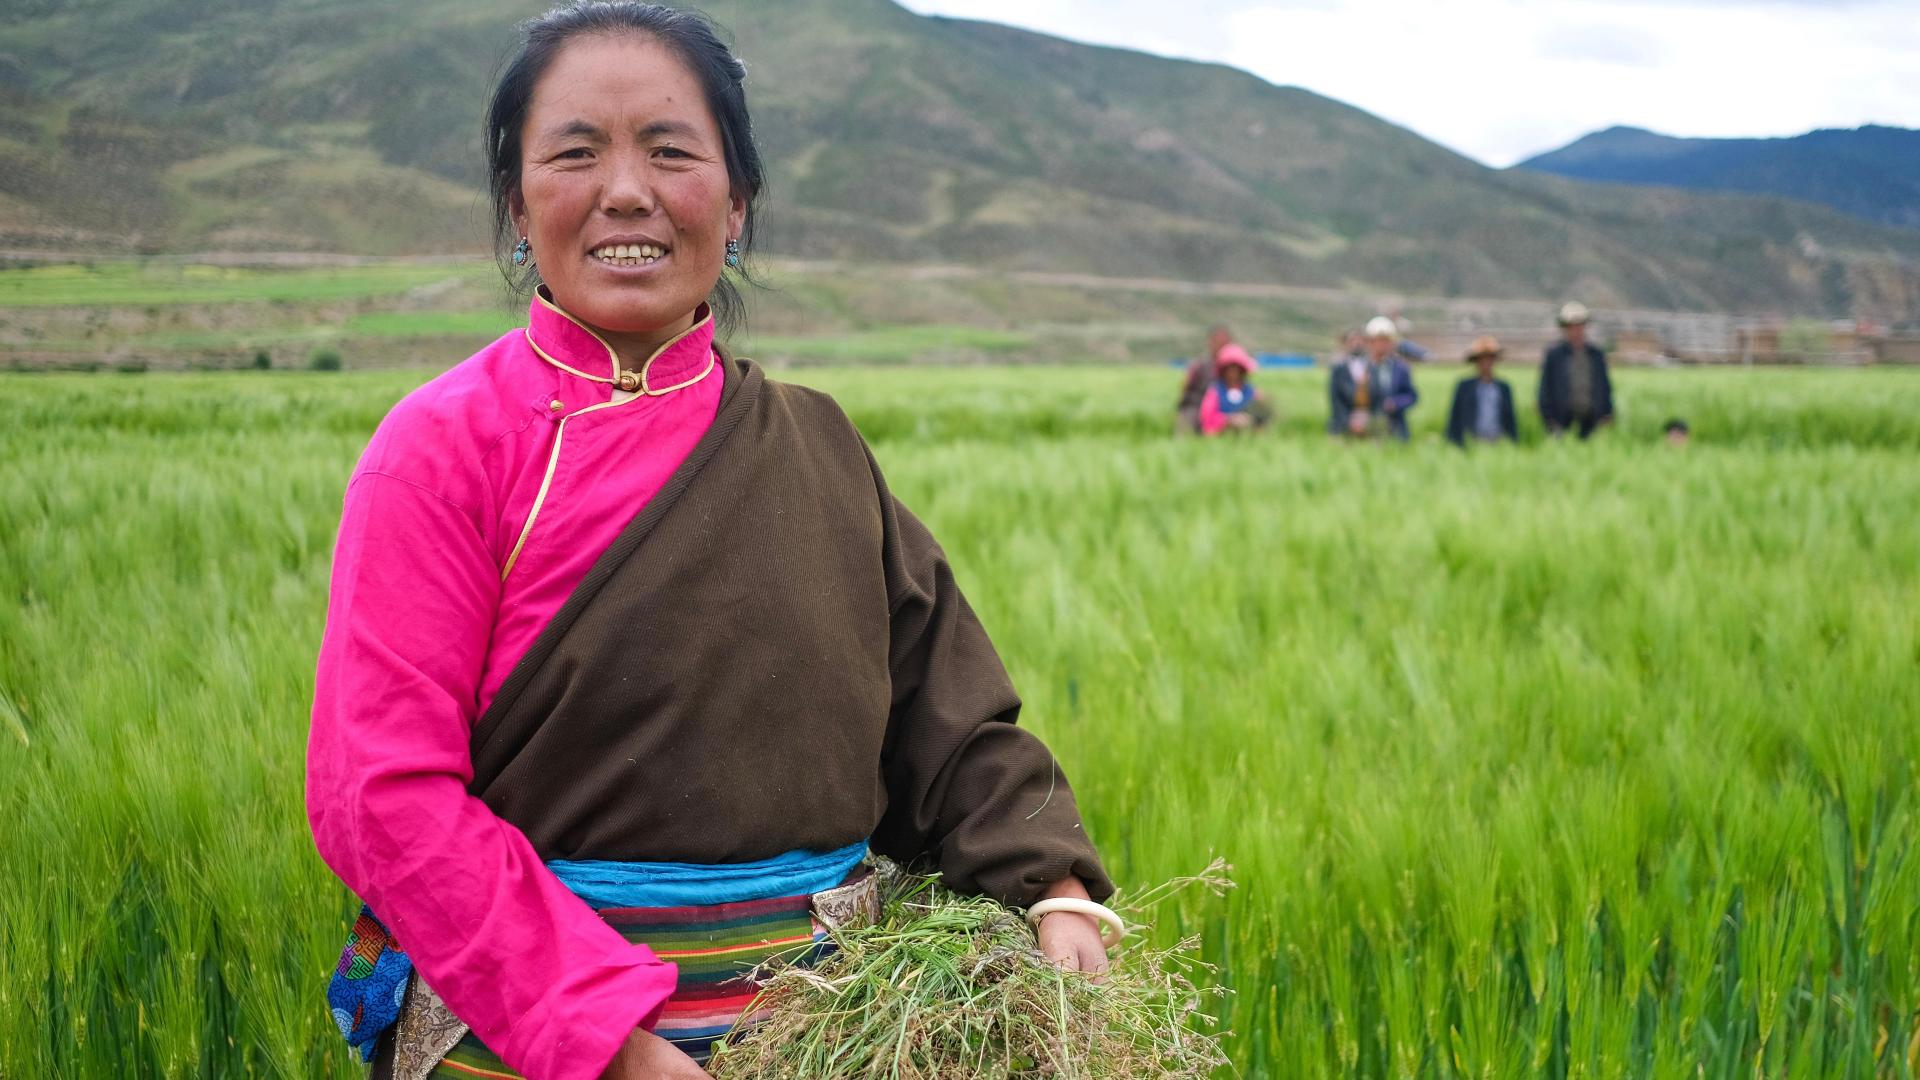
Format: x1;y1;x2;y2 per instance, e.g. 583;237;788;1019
897;0;1920;167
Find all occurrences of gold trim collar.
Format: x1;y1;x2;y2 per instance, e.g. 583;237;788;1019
524;287;716;396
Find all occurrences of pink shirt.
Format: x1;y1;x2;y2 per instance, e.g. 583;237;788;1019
306;289;723;1080
1198;384;1230;435
1199;345;1255;435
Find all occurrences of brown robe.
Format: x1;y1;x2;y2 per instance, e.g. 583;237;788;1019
466;356;1112;906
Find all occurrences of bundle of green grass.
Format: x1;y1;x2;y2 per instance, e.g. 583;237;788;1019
707;861;1233;1080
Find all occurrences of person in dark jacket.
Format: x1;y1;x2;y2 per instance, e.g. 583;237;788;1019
1538;302;1613;438
1446;335;1518;447
1330;316;1418;440
1367;317;1419;440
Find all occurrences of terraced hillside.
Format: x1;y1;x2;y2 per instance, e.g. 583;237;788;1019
3;0;1919;319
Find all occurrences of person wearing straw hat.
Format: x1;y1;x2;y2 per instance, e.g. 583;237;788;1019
1539;302;1614;439
1446;335;1518;447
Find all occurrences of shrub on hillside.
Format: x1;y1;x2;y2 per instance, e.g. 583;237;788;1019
1779;318;1832;360
307;348;342;372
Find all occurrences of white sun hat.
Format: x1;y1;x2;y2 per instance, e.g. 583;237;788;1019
1364;315;1400;340
1557;301;1592;326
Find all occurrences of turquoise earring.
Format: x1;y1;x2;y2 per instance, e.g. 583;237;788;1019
725;238;741;269
511;237;531;267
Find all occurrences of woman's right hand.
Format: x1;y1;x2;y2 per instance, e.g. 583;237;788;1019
599;1029;713;1080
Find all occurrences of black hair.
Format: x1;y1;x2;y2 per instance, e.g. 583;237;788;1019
1664;418;1690;435
484;1;764;336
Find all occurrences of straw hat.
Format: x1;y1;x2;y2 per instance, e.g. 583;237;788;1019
1364;315;1400;341
1557;301;1591;327
1466;335;1503;362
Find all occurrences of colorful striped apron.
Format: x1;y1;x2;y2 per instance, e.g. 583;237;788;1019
356;843;873;1079
426;891;830;1076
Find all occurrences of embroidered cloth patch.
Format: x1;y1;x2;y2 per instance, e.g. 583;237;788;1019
326;906;413;1062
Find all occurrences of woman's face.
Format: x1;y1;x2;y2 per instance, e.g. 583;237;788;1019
513;34;744;353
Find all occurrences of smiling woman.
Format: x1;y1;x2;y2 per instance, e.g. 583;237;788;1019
302;5;1118;1080
486;6;762;351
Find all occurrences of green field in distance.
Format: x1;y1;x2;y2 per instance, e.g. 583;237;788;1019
0;259;1356;371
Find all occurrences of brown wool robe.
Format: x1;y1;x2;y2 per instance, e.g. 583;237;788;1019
467;355;1112;906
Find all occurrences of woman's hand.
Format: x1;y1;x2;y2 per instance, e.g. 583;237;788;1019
1034;877;1111;979
599;1028;712;1080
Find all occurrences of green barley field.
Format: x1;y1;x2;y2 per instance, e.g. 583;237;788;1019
2;363;1917;1078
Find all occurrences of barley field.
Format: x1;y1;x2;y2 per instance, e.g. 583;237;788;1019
1;363;1917;1078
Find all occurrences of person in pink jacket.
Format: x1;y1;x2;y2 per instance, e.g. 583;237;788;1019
1198;345;1272;435
305;5;1118;1080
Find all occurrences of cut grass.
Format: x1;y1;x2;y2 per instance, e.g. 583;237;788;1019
707;861;1233;1080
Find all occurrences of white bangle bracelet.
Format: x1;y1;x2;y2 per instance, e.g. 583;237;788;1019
1026;897;1127;950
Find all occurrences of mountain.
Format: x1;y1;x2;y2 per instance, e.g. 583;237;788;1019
1519;125;1920;233
3;0;1920;320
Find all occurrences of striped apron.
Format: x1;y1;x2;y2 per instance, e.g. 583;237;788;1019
363;844;877;1080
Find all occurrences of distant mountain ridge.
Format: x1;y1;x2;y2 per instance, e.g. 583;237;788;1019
3;0;1920;321
1518;125;1920;232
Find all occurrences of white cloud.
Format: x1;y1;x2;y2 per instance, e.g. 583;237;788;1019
897;0;1920;166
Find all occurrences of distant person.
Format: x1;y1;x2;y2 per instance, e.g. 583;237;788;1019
1390;312;1430;363
1338;327;1365;361
1330;316;1418;440
1176;325;1234;436
1539;302;1614;438
1328;333;1374;438
1445;335;1517;447
1199;345;1271;435
1665;418;1691;446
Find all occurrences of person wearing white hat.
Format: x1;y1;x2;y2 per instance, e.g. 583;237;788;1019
1539;302;1613;438
1339;316;1418;440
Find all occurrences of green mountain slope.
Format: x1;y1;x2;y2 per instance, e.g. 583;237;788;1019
4;0;1918;319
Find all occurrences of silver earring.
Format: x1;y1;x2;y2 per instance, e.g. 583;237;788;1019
512;237;531;267
725;238;741;268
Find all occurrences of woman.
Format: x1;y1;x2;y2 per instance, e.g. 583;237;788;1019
305;5;1115;1079
1197;345;1270;435
1444;335;1517;447
1174;324;1232;436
